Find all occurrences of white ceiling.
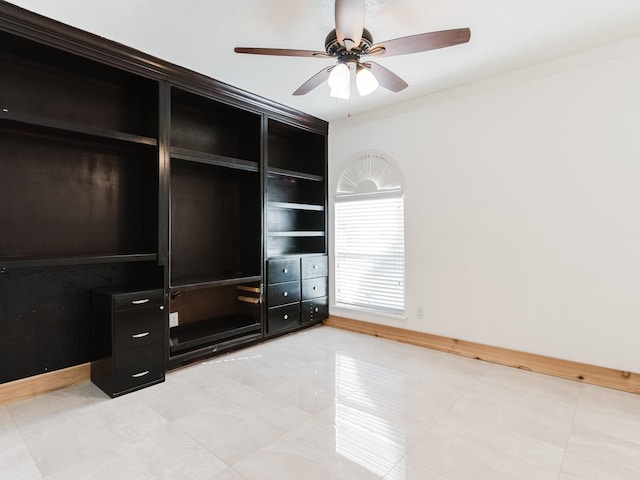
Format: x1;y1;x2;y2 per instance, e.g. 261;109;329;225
7;0;640;122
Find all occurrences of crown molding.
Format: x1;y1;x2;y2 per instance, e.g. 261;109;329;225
331;34;640;130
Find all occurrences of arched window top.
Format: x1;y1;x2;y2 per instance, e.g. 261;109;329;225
336;150;404;197
334;150;405;314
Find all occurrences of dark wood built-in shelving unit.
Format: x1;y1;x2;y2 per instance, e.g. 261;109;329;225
0;1;328;388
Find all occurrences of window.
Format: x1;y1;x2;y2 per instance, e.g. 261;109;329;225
335;151;405;314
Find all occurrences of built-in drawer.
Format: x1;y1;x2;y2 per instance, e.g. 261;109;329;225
268;259;300;284
267;303;301;334
301;277;327;300
301;255;328;279
114;306;164;351
113;289;164;312
113;343;164;394
301;297;328;323
268;281;300;307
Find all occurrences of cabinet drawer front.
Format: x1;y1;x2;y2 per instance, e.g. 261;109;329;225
114;344;164;394
301;256;327;279
114;306;164;351
268;281;300;307
268;259;300;284
301;297;328;323
113;289;164;312
301;277;327;300
267;304;300;334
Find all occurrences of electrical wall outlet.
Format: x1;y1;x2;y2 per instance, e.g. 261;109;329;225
416;307;424;320
169;312;179;328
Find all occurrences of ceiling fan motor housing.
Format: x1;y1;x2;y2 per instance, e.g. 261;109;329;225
325;28;374;56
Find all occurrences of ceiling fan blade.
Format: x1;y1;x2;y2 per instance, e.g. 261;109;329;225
234;47;332;58
293;66;335;96
335;0;364;51
371;28;471;57
364;62;408;92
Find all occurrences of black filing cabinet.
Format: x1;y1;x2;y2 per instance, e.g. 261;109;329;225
91;288;165;397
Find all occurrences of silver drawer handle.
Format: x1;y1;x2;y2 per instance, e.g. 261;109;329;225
283;268;288;273
313;265;318;269
284;314;289;320
283;291;288;297
132;332;150;338
313;286;317;290
132;370;149;378
131;299;150;305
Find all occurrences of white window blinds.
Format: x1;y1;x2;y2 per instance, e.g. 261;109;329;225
335;194;405;313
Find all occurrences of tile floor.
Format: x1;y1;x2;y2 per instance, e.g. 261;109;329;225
2;326;640;479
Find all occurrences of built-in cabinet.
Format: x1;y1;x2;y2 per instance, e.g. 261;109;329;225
266;255;328;335
0;3;328;388
0;24;163;385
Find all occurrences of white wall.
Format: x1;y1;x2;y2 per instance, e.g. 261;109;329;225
329;36;640;373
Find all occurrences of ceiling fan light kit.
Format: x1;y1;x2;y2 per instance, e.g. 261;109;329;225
328;62;351;91
234;0;471;101
356;64;378;96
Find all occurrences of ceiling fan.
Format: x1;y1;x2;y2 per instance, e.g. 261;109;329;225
234;0;470;99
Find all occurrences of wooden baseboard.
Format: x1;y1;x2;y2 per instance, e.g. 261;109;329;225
0;363;91;406
324;316;640;395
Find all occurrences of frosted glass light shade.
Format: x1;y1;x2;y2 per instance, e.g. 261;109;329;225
328;63;350;91
356;66;378;96
330;87;350;100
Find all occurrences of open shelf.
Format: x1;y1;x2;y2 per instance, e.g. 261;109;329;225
0;253;157;271
171;87;261;163
170;159;261;286
0;110;157;147
267;237;327;257
170;274;261;292
268;232;325;237
169;315;260;354
267;176;325;208
0;32;158;140
171;146;258;172
267;118;325;261
267;167;323;182
167;332;262;366
267;119;325;177
268;201;324;211
0;131;159;262
169;282;262;359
